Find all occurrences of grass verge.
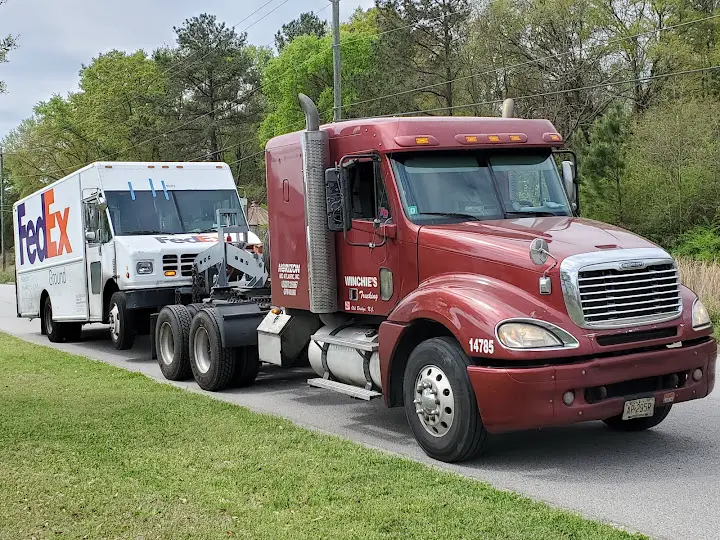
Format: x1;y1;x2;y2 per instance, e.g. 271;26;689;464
0;333;644;540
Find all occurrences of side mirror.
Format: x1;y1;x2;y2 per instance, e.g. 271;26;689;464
561;161;577;209
85;230;97;243
325;166;353;232
96;195;108;212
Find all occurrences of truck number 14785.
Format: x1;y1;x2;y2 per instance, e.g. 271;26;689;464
469;338;494;354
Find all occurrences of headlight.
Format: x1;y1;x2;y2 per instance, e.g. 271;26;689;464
692;298;712;330
497;322;563;349
136;261;154;275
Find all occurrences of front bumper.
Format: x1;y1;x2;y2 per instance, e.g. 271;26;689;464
469;337;717;433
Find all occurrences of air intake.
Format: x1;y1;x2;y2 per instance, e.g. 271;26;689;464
298;94;338;313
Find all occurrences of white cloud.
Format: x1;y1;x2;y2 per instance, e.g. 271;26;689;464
0;0;375;139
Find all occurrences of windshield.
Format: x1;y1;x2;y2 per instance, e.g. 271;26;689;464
390;152;572;223
104;189;244;235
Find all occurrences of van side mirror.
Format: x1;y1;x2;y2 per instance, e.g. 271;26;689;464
96;195;108;212
85;230;97;243
561;161;577;210
325;167;352;232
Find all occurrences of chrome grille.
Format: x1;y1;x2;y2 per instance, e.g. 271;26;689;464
578;263;681;325
560;248;684;330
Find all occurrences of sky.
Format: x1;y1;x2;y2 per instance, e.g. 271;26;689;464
0;0;374;140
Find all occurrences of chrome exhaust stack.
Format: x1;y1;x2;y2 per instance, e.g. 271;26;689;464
298;94;338;313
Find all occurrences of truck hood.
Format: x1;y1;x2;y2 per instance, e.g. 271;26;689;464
419;216;660;268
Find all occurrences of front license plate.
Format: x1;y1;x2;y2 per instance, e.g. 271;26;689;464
622;397;655;420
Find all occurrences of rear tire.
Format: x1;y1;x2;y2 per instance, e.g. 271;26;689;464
43;297;65;343
603;404;672;432
189;308;235;391
234;346;260;387
108;292;135;350
403;337;487;463
156;305;193;381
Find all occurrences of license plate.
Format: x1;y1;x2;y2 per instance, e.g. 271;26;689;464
622;397;655;420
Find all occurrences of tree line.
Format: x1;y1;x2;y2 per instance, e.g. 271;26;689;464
2;0;720;255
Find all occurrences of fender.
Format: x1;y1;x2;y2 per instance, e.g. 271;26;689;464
387;272;586;361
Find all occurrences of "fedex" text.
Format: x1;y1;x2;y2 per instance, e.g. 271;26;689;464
17;188;72;265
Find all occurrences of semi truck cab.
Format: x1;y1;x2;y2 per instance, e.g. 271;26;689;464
259;95;716;462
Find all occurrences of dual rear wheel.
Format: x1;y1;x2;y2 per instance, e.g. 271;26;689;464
155;304;260;392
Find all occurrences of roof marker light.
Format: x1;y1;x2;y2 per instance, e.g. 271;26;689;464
415;137;430;145
465;135;479;143
488;135;501;143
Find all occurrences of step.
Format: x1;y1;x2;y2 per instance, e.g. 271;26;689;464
307;378;382;400
310;333;379;352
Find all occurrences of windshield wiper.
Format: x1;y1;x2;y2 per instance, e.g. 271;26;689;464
504;211;559;218
420;212;482;221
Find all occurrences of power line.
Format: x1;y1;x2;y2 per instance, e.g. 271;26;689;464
381;65;720;118
342;12;720;112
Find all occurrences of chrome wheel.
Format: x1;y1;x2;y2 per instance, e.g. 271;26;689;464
158;322;175;366
109;304;121;342
413;364;455;438
193;326;212;374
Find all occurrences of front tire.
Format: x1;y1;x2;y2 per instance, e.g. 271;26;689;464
108;292;135;350
403;337;487;463
156;305;193;381
603;404;672;432
189;308;235;391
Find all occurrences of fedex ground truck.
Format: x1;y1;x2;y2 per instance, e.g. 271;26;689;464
13;161;266;350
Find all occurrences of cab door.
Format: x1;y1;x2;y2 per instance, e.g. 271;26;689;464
334;156;400;317
83;195;113;322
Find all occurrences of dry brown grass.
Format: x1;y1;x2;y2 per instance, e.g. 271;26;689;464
677;257;720;330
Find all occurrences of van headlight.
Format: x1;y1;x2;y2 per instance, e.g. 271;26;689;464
496;320;579;350
692;298;712;330
136;261;154;275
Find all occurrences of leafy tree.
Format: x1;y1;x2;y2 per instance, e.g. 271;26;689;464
376;0;471;115
0;0;17;94
274;12;327;52
260;18;379;144
574;105;631;225
622;97;720;245
155;14;265;162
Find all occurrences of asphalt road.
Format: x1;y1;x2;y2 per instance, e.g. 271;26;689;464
1;284;718;540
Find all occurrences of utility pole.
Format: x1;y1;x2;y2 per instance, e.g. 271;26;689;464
331;0;342;122
0;146;5;271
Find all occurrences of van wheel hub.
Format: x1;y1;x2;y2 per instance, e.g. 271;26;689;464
109;305;120;341
414;365;455;438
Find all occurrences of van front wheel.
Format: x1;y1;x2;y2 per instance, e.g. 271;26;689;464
108;292;135;350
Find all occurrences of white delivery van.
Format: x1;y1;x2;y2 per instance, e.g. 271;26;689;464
13;161;265;350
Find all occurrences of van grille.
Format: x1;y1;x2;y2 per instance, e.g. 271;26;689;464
162;254;198;277
181;254;197;277
578;263;681;326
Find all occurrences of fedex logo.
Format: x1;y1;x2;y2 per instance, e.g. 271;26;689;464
17;188;72;265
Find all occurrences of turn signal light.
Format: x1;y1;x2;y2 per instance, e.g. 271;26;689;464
271;308;281;315
165;270;177;277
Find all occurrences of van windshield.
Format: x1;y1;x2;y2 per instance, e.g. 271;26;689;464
104;189;245;235
390;152;572;223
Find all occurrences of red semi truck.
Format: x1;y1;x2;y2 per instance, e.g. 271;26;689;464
152;95;716;463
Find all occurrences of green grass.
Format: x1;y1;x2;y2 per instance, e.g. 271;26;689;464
0;333;645;540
